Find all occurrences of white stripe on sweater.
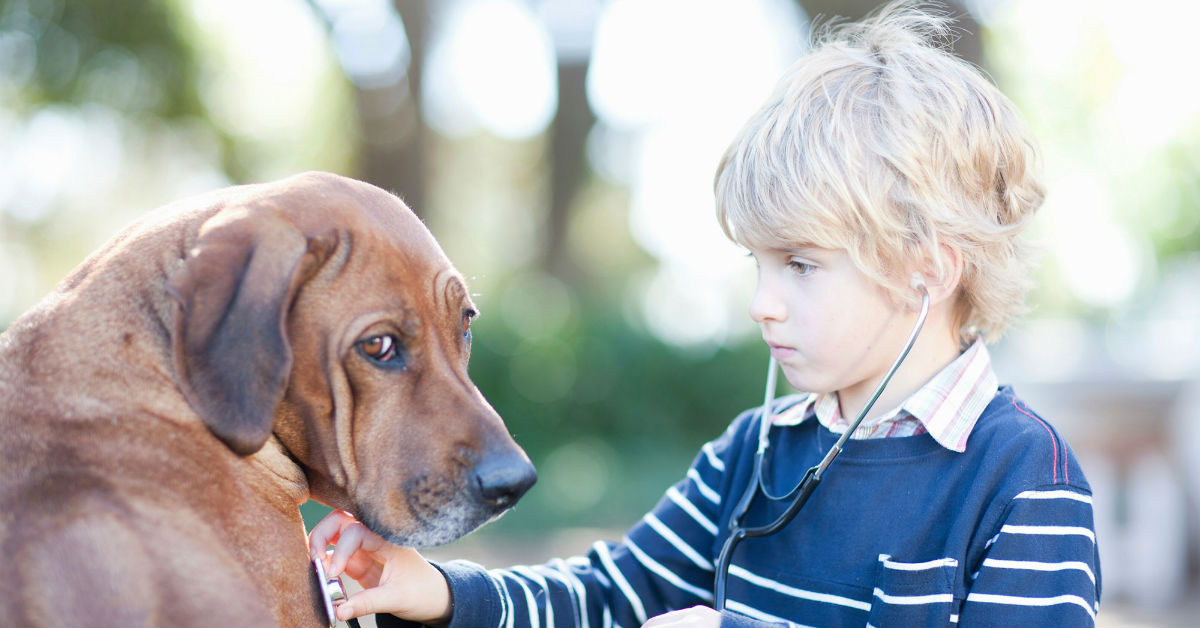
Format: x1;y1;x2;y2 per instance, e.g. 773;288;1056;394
501;571;541;628
879;555;958;571
1000;524;1096;543
1014;489;1093;504
873;588;954;605
976;558;1096;585
966;592;1096;620
644;512;714;571
541;559;590;627
667;486;718;535
625;537;714;601
729;564;871;611
687;468;721;505
486;569;515;628
701;442;726;471
511;565;557;628
594;541;648;625
986;524;1097;549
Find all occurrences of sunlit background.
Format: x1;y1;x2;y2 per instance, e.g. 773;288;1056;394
1;0;1198;625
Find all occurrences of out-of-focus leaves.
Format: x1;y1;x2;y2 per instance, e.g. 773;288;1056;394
1;0;202;118
466;283;771;533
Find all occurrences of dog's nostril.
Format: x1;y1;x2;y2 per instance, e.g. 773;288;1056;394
474;457;537;509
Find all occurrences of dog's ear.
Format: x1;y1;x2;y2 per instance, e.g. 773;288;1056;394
167;204;338;456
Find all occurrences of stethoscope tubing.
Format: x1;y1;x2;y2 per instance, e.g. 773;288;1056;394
713;280;931;611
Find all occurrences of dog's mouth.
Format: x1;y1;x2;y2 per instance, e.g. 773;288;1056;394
356;471;511;549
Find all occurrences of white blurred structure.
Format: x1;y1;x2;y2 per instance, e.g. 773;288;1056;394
995;259;1200;610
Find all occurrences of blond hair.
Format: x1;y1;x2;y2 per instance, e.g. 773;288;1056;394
714;1;1044;344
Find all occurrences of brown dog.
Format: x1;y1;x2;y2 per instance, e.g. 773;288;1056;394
0;172;536;626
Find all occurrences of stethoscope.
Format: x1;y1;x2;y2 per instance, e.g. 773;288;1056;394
713;275;930;611
313;556;362;628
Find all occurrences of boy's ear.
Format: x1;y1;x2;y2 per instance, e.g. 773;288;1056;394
914;244;964;306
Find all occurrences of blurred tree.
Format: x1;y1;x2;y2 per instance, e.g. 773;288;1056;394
800;0;981;64
544;58;592;282
371;0;429;217
303;0;430;216
332;0;984;286
0;0;203;119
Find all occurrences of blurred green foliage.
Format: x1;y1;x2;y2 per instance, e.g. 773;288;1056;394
1146;131;1200;262
1;0;201;118
468;287;769;533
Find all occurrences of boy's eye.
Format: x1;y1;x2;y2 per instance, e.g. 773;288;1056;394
788;260;815;275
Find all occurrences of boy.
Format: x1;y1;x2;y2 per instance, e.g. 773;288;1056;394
309;3;1101;626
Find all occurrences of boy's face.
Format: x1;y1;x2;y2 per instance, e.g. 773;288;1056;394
747;242;914;406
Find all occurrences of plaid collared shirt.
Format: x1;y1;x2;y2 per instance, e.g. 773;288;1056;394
769;338;998;452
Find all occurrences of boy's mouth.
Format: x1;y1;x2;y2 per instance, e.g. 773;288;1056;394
764;340;796;360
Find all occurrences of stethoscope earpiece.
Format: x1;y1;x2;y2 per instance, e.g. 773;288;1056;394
910;272;927;292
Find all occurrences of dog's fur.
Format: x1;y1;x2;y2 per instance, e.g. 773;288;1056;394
0;172;535;626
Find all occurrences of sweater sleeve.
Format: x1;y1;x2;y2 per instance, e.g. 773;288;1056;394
437;418;753;628
957;485;1101;628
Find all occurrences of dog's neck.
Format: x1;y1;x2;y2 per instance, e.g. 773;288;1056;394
250;435;310;507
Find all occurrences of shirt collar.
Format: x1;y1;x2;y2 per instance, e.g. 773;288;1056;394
769;339;998;452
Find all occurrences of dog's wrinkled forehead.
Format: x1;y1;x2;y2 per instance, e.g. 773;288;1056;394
436;268;473;314
284;173;469;308
267;172;452;269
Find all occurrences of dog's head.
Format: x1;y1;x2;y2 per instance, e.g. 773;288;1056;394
167;171;535;547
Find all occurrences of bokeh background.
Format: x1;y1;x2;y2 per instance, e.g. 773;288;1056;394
2;0;1198;625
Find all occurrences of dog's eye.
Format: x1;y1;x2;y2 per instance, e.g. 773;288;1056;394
462;309;476;344
358;334;401;365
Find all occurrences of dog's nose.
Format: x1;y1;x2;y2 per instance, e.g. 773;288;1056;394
473;453;537;509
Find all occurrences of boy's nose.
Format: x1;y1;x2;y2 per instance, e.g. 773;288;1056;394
749;279;786;324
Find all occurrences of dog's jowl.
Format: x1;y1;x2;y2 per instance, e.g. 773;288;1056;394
0;172;536;627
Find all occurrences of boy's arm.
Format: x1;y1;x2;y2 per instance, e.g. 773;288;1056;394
957;485;1100;628
436;425;747;628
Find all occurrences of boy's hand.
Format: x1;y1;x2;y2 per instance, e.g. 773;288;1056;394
308;510;452;624
641;605;721;628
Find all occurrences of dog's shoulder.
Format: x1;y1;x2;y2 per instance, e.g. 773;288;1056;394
0;468;277;626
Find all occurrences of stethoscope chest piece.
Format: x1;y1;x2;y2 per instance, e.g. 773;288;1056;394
312;556;350;628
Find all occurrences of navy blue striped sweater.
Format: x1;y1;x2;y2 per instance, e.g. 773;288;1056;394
429;386;1100;627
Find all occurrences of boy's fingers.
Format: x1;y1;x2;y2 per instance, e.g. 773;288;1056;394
307;510;352;559
641;606;720;628
336;587;400;621
327;524;367;577
641;611;684;628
